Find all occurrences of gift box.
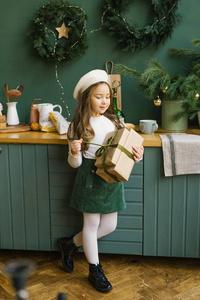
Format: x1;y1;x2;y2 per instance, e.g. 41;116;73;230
95;127;144;183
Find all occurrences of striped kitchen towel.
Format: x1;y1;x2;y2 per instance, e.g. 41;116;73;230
160;133;200;176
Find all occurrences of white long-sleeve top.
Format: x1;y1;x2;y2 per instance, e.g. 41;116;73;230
68;115;116;168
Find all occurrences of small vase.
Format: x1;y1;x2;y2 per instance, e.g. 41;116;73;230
6;102;20;125
161;100;188;131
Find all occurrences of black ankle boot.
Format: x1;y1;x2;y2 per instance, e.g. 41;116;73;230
57;236;78;273
88;263;113;293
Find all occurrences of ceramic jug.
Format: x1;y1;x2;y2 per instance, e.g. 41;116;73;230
29;98;43;124
6;102;19;125
38;103;62;124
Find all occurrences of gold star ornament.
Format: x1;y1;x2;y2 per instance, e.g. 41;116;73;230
56;22;71;39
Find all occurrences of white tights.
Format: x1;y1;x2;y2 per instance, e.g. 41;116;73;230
73;212;118;265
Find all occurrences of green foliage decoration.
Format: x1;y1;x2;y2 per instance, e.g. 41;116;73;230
102;0;181;52
116;58;178;100
115;38;200;120
169;39;200;119
30;0;88;63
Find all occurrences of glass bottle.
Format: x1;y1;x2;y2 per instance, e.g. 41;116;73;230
113;94;125;124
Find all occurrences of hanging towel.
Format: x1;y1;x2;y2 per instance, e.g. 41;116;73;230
160;133;200;177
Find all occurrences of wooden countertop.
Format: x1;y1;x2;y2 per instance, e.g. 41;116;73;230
0;125;193;147
0;131;68;145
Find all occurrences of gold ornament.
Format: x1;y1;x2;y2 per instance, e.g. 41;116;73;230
195;93;199;100
162;86;168;93
56;22;71;39
154;96;162;106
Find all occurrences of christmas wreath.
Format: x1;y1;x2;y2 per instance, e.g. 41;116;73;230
102;0;181;52
30;0;88;63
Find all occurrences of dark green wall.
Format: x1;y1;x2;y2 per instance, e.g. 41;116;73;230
1;0;199;125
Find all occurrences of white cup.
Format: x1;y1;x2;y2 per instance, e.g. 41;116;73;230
38;103;62;124
139;119;158;134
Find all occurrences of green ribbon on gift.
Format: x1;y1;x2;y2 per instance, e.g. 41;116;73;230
83;130;134;182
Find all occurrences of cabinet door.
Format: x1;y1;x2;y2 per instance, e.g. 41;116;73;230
98;161;143;255
144;147;200;258
0;144;51;250
48;145;81;250
49;145;144;255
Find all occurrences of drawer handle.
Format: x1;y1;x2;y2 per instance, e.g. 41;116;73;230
0;148;1;153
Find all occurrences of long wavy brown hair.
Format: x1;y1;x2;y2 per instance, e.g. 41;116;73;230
67;82;123;152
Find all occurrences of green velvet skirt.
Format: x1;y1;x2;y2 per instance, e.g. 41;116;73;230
70;158;126;214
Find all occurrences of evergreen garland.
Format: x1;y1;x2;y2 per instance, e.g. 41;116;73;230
102;0;181;52
30;0;88;63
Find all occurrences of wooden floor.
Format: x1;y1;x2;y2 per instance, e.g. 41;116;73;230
0;250;200;300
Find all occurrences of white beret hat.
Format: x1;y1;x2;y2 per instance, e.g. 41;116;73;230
73;69;109;101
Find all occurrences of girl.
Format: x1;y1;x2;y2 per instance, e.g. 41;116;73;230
58;70;144;293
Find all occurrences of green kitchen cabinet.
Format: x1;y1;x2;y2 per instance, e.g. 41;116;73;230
49;145;144;255
0;144;51;250
143;147;200;258
1;143;200;257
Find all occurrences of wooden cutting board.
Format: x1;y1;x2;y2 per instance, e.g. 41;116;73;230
0;123;30;133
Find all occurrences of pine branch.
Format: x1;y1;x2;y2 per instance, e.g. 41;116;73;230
192;63;200;76
169;48;200;60
114;64;141;78
166;76;185;99
146;78;163;99
139;58;171;97
140;58;169;83
192;38;200;48
174;100;200;120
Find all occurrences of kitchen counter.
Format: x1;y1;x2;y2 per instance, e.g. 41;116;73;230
1;125;200;256
0;131;68;145
0;126;192;147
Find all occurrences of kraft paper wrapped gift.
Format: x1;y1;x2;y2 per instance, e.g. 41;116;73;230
95;127;144;183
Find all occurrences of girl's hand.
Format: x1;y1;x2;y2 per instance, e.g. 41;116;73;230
70;138;83;156
132;145;144;162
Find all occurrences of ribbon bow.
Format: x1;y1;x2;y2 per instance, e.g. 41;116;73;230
83;130;134;182
95;130;118;157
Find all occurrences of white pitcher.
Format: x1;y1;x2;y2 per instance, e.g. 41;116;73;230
38;103;62;124
6;102;20;125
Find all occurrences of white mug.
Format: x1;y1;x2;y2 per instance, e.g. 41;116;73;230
139;119;158;134
38;103;62;124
